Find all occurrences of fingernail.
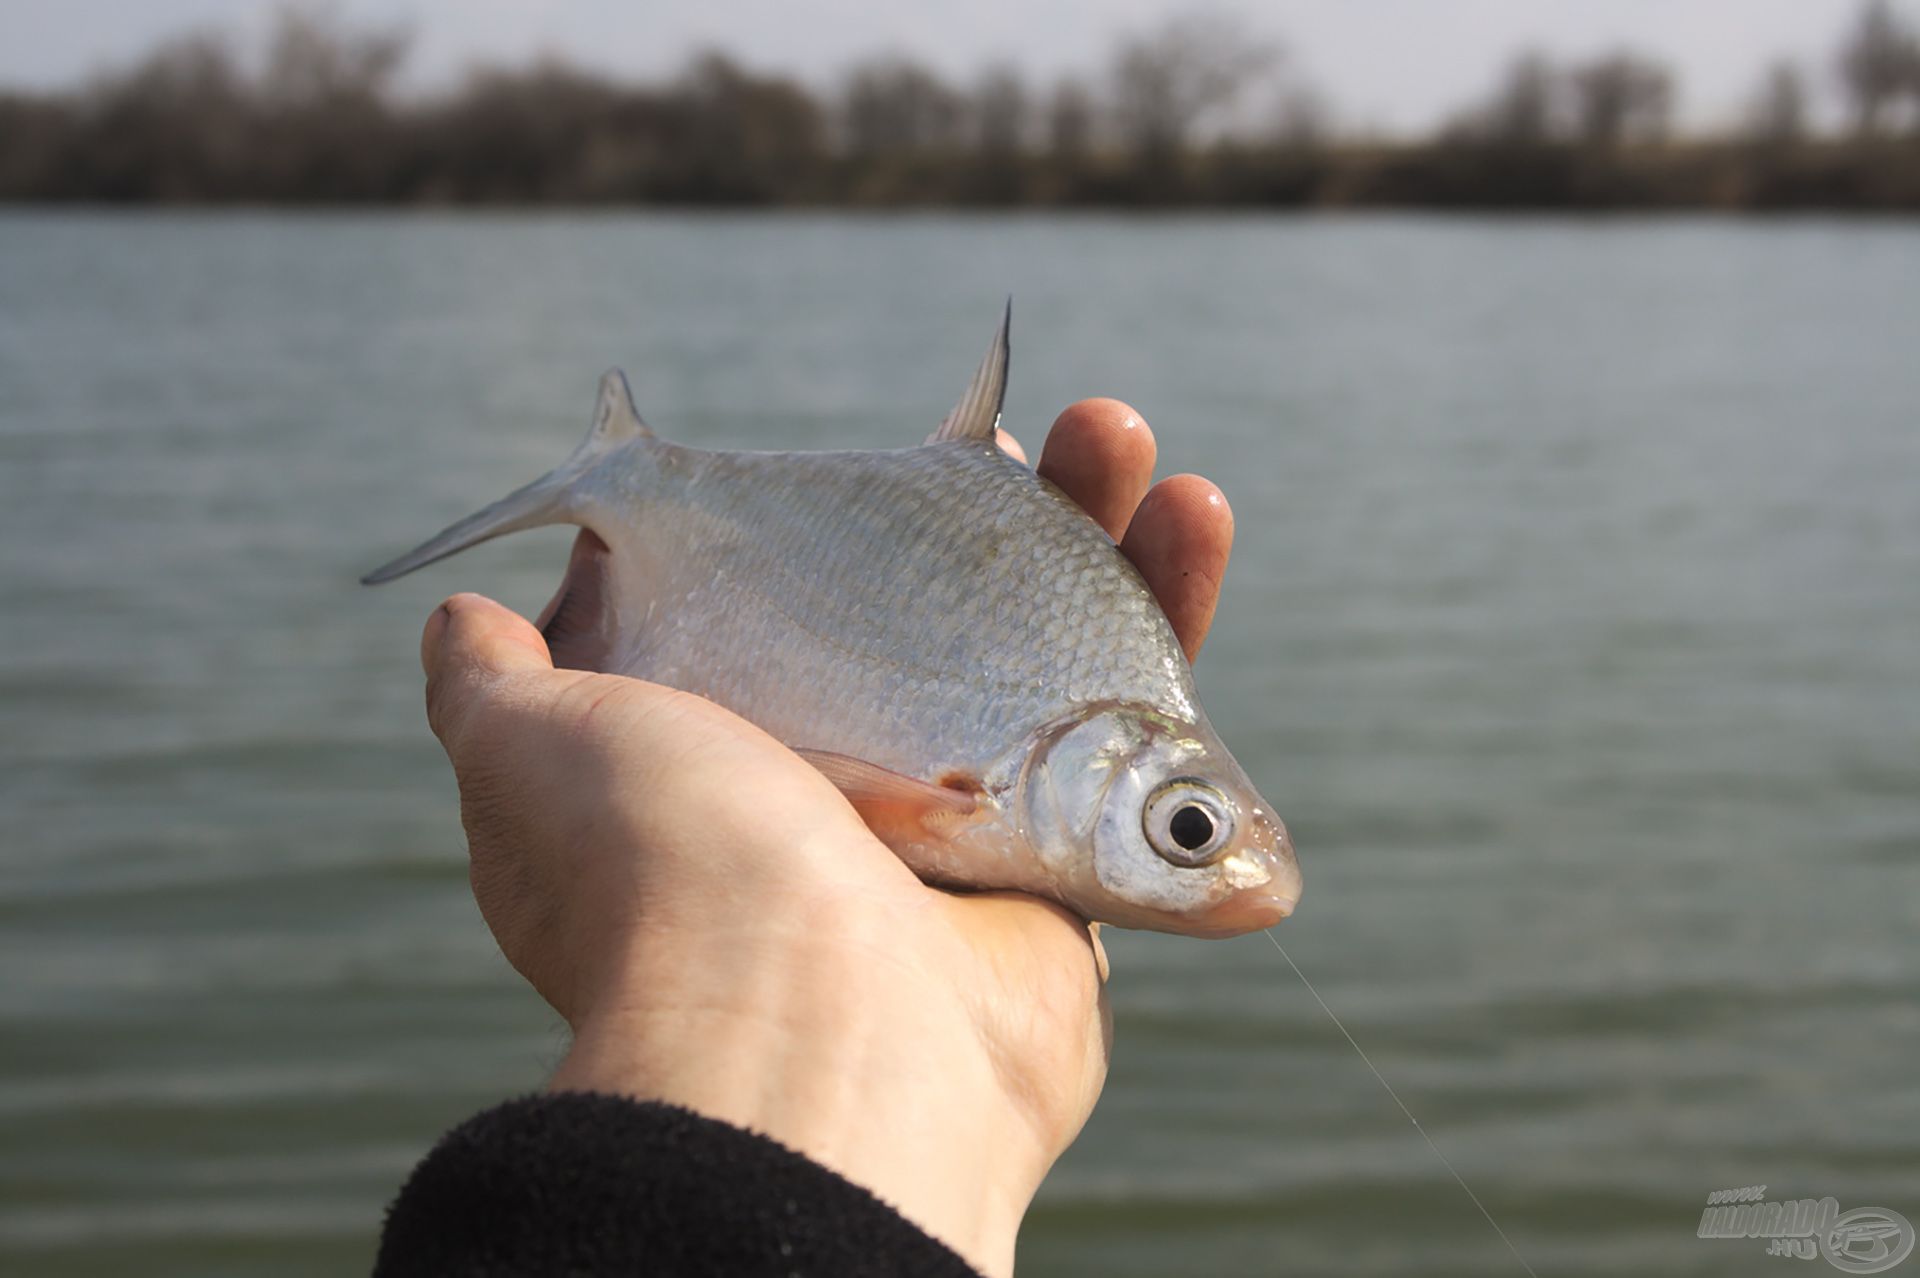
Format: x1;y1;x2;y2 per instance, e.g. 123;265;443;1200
419;601;455;677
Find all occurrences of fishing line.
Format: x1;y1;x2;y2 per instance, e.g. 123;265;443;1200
1264;929;1541;1278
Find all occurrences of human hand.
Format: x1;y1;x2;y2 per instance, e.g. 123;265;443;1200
417;398;1233;1278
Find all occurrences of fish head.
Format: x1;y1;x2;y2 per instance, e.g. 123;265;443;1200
1020;707;1301;938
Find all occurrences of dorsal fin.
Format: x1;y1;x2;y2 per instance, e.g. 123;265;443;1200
927;300;1011;445
588;368;653;451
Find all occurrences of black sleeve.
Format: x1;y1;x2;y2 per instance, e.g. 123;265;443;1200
374;1092;984;1277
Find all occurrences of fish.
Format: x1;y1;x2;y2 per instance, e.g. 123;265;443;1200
364;306;1300;937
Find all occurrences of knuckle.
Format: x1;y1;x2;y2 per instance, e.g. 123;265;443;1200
555;674;638;743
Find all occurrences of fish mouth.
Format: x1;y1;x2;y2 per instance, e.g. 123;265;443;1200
1189;886;1297;938
1193;817;1301;937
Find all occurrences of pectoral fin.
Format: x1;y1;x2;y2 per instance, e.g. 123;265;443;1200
795;750;980;833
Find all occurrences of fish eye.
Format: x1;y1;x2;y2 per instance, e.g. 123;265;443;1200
1170;804;1214;851
1144;780;1232;867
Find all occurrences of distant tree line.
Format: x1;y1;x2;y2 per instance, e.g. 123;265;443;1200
4;2;1920;209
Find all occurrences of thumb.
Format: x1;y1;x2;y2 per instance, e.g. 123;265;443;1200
421;593;556;748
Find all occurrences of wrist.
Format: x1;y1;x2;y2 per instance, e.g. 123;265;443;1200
546;914;1042;1277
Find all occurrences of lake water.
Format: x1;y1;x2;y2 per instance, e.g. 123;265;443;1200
1;212;1916;1277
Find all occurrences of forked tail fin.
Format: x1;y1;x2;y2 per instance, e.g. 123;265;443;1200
360;370;650;586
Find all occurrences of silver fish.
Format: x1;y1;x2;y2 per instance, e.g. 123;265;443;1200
366;307;1300;937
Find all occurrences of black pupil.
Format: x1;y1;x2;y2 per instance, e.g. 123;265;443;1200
1169;804;1215;852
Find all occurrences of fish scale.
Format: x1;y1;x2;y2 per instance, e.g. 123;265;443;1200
584;440;1194;776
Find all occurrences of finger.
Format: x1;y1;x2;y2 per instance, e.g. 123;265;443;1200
953;891;1108;1000
1119;475;1233;661
1036;399;1156;541
994;428;1028;464
422;592;554;745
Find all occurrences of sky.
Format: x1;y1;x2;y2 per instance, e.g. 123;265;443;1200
0;0;1907;134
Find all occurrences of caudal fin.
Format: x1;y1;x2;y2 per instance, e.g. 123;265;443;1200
360;370;650;586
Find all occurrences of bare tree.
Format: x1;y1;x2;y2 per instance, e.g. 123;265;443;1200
1455;50;1567;146
1046;77;1095;162
89;29;246;115
261;4;408;109
73;28;253;199
1109;11;1277;161
973;63;1030;155
1570;50;1674;148
840;56;965;155
1838;0;1919;136
1748;60;1809;145
1269;86;1328;150
669;52;824;197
